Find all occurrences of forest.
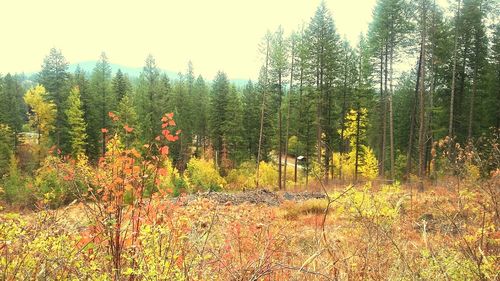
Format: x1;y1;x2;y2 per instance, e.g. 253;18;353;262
0;0;499;280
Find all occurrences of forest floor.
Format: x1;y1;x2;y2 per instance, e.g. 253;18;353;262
2;178;499;280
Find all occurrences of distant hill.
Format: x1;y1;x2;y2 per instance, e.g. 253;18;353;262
68;61;178;80
68;61;249;87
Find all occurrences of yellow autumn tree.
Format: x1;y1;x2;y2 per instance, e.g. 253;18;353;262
24;85;56;160
335;107;378;181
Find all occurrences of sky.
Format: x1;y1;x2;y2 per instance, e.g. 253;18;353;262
0;0;379;80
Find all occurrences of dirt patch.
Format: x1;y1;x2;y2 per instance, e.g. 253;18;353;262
179;189;327;206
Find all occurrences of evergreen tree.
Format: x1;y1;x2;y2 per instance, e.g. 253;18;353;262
488;24;500;130
242;80;260;159
90;52;114;130
192;75;209;156
293;28;316;188
89;52;114;157
71;66;94;158
368;0;412;179
209;71;243;175
38;48;70;150
224;85;245;165
0;74;25;139
114;95;141;148
255;66;277;163
338;41;360;180
112;69;132;102
255;31;274;188
269;26;289;189
135;55;164;142
0;124;14;176
306;1;342;181
171;63;196;169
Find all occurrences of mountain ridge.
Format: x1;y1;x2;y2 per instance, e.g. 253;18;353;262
68;61;249;87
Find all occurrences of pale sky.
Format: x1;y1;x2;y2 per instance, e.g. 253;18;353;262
1;0;379;80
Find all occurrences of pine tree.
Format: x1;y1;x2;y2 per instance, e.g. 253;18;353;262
38;48;70;150
256;31;274;188
307;1;342;182
224;85;245;166
417;0;428;178
242;80;260;159
193;75;209;156
72;66;94;159
338;41;360;180
0;74;25;141
114;95;141;148
112;69;131;103
88;53;114;157
451;0;489;142
90;52;114;131
209;71;243;175
171;63;196;169
368;0;412;179
65;86;87;158
292;28;316;188
135;54;163;142
449;0;462;137
269;26;289;189
490;24;500;129
210;71;230;170
0;124;14;176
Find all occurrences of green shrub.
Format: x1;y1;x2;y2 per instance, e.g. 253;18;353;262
2;154;33;206
0;124;14;177
173;176;188;197
33;156;82;208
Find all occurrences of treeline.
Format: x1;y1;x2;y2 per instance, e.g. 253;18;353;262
0;0;499;188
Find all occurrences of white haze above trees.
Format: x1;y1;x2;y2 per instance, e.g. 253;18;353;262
4;0;385;80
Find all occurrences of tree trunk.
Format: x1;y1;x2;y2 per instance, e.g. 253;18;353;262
449;0;461;137
427;0;437;175
316;47;324;182
278;73;283;190
355;105;361;182
340;51;348;181
418;0;427;179
406;48;422;178
316;87;322;178
284;41;295;191
324;85;331;183
467;64;478;141
468;0;482;141
256;38;270;188
294;156;298;189
389;39;395;180
379;46;386;177
382;44;388;179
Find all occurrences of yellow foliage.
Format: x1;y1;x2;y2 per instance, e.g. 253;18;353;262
256;161;279;190
186;157;226;191
332;151;356;180
157;158;181;191
359;146;378;180
24;85;56;140
225;162;255;191
465;163;480;182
